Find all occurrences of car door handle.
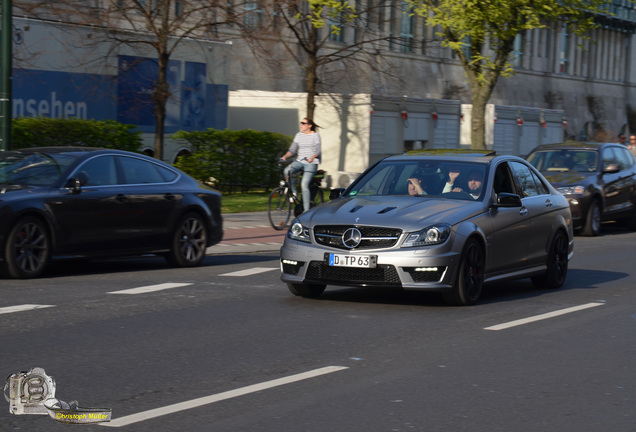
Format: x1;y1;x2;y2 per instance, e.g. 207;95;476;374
164;193;176;201
116;194;128;202
519;206;528;216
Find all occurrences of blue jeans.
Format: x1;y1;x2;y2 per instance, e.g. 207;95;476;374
284;161;318;212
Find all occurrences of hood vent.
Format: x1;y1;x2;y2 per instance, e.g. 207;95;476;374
349;205;363;213
378;206;397;214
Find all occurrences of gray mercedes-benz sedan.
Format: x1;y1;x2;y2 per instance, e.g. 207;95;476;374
280;152;574;306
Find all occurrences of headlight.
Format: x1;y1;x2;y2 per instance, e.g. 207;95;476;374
402;224;451;247
287;219;311;243
557;186;585;195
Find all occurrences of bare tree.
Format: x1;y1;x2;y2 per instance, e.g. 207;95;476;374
15;0;241;160
237;0;400;119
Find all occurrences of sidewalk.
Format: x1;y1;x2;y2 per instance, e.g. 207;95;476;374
206;211;286;255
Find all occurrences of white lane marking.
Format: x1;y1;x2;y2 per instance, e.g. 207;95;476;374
220;267;278;277
0;304;56;315
100;365;349;428
108;283;192;295
484;302;605;331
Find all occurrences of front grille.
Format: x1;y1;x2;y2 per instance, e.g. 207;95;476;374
305;261;401;285
314;225;402;250
404;267;447;283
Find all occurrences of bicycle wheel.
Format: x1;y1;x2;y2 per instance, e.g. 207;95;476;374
268;187;292;230
310;184;324;208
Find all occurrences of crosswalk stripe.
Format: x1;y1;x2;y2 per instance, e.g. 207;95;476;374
219;267;278;277
0;304;56;315
108;283;193;295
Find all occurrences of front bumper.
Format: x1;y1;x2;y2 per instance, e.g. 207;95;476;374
279;237;461;292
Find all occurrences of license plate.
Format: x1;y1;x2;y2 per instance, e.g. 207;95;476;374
327;253;377;268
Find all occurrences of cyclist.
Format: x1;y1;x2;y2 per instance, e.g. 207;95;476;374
280;117;322;212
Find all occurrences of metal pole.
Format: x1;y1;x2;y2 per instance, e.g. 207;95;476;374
1;0;12;151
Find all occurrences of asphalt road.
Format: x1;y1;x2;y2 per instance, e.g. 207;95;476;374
1;218;635;432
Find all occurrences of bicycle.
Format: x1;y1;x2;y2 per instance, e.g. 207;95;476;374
268;161;325;230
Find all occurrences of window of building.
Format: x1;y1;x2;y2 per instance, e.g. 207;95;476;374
512;33;524;67
400;1;415;53
244;1;263;29
558;23;570;73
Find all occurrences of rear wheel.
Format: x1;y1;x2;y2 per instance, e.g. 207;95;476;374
166;212;208;267
442;238;484;306
531;230;569;289
268;187;291;230
581;199;601;236
287;282;326;298
3;216;51;279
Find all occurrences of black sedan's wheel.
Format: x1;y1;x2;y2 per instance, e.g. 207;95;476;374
166;213;208;267
443;238;484;306
287;282;326;298
531;230;569;289
581;199;601;236
3;216;51;279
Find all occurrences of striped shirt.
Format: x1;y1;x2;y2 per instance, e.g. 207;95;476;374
288;132;321;164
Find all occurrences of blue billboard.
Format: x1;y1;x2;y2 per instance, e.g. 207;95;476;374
11;55;228;133
117;55;228;133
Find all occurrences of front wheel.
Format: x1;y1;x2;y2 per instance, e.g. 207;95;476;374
3;216;51;279
531;230;569;289
287;282;326;298
166;212;208;267
442;238;484;306
581;199;601;236
268;187;291;230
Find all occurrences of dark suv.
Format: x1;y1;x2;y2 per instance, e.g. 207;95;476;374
526;142;636;236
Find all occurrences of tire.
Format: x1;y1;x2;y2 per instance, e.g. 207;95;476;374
442;238;484;306
166;212;208;267
3;216;51;279
531;230;569;289
268;187;291;230
581;199;601;236
287;282;326;298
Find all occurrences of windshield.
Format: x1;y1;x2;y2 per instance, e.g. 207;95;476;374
0;151;79;186
527;149;598;173
346;159;488;201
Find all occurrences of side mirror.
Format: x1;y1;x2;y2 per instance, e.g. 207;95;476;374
66;171;89;193
495;192;522;207
329;188;345;200
602;163;621;174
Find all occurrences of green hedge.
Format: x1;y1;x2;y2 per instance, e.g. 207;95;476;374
174;129;291;193
12;117;142;152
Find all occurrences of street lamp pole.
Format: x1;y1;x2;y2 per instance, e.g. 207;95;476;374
1;0;13;152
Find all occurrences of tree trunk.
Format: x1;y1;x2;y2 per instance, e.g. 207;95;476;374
152;52;170;161
470;95;488;150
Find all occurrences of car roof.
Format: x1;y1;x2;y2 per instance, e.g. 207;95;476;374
530;142;619;152
386;149;500;165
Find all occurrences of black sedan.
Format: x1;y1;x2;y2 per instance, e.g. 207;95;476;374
526;142;636;236
0;147;222;278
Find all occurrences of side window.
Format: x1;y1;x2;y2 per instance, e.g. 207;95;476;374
530;169;549;195
510;161;540;197
602;148;617;170
78;156;117;186
614;147;631;170
119;156;173;184
493;162;516;195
